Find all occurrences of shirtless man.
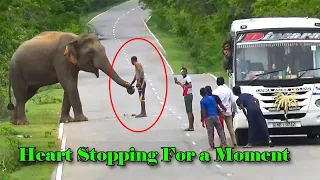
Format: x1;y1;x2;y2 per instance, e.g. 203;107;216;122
129;56;147;118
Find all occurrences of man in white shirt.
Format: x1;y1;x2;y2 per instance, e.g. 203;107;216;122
213;77;237;146
175;68;195;131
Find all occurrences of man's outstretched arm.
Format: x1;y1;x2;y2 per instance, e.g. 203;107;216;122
129;75;136;87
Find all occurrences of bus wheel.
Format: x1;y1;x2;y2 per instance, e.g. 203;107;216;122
235;129;248;146
307;134;318;139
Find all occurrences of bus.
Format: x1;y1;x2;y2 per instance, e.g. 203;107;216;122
224;17;320;145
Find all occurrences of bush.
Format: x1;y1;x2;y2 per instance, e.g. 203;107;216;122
140;0;320;74
0;0;126;119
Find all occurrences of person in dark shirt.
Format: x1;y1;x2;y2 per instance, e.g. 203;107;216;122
233;86;274;148
200;88;227;150
205;86;226;129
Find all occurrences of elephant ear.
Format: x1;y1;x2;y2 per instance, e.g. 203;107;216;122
64;40;79;65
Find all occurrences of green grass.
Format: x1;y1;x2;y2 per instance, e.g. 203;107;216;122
147;17;228;80
0;87;63;180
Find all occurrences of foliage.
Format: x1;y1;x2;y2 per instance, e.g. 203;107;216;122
140;0;320;74
0;0;127;178
0;0;126;118
0;88;64;179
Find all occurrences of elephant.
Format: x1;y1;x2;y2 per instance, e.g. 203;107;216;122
6;31;135;125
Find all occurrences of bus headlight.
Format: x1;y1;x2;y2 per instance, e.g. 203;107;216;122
315;99;320;107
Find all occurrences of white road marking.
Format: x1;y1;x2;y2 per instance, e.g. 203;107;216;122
152;88;155;91
192;141;196;145
216;164;222;168
160;102;163;104
123;13;126;15
157;96;160;99
147;79;150;82
154;92;157;95
199;149;203;152
58;123;64;140
172;112;176;114
55;135;66;180
88;0;132;23
205;73;230;89
127;11;130;14
150;83;153;86
178;116;182;119
142;18;173;74
185;133;190;136
164;106;167;109
169;108;172;111
132;8;135;10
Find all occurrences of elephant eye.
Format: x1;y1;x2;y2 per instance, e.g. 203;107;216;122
88;49;94;56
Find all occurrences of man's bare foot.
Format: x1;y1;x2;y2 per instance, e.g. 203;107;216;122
183;128;194;131
207;147;215;151
135;113;147;118
220;144;227;150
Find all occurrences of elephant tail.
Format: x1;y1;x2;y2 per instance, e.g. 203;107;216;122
7;77;14;110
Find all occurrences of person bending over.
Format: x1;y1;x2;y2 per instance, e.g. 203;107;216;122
232;86;274;148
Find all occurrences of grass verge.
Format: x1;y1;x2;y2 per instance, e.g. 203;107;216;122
146;16;228;80
0;2;132;179
0;86;63;180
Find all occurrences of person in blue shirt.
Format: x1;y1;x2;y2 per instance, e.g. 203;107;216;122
200;88;227;150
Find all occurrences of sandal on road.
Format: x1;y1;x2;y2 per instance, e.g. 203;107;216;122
184;128;194;131
243;144;252;148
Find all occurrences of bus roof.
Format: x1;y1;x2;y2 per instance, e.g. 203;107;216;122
231;17;320;33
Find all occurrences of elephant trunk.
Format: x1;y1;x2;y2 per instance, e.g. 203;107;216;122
97;58;130;88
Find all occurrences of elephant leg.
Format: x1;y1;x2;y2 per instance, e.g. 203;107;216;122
57;72;88;122
11;80;29;125
59;91;74;123
26;86;39;100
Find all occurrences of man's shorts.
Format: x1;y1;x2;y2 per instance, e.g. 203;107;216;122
138;79;146;102
184;93;193;113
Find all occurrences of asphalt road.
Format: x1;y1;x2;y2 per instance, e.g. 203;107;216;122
62;0;320;179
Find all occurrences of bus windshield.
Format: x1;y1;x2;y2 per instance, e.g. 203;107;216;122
234;31;320;83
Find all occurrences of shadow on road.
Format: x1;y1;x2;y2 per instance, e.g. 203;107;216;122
270;136;320;146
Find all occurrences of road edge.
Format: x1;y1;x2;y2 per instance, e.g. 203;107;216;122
204;73;231;89
144;16;166;55
142;16;174;75
88;0;132;23
142;15;230;83
53;2;133;180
